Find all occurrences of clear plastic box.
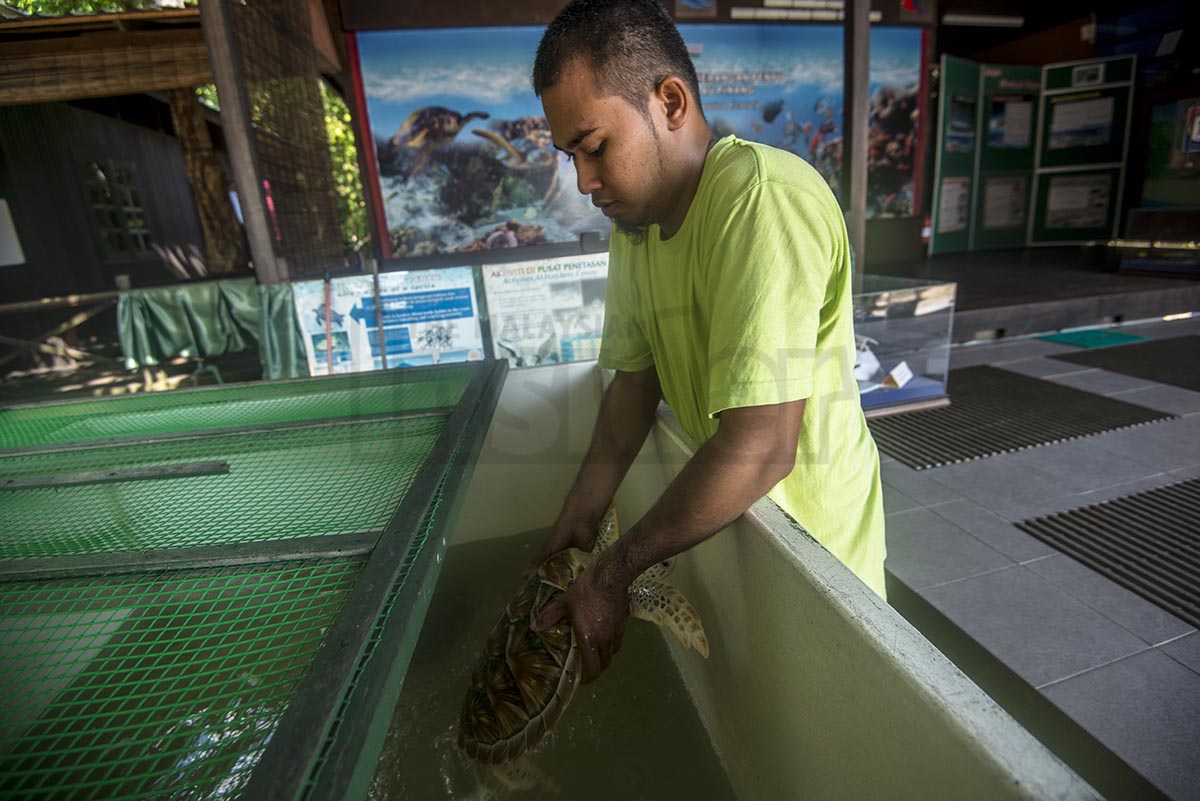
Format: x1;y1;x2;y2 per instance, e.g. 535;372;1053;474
852;275;956;416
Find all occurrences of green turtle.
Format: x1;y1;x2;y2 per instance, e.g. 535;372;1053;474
384;106;489;180
457;507;709;791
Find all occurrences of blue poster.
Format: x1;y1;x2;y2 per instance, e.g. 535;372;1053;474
357;24;923;257
293;267;485;374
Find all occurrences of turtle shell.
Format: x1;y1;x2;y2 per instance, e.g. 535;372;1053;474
458;548;585;764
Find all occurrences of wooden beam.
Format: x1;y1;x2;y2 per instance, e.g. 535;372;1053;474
0;28;211;106
0;8;200;35
843;0;870;290
199;0;286;284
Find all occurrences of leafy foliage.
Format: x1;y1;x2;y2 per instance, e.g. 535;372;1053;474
12;0;196;15
321;83;369;255
193;82;369;256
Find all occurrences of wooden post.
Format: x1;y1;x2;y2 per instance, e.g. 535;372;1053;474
843;0;870;293
198;0;286;284
166;88;249;275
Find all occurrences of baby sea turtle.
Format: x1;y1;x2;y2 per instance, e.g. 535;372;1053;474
384;106;489;180
457;507;709;791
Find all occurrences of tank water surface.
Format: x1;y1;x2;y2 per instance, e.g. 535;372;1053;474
368;529;738;801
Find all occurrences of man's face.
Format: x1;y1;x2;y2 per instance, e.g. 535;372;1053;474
541;60;668;236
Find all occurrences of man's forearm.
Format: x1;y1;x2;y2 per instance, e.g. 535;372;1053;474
561;368;662;526
595;401;802;589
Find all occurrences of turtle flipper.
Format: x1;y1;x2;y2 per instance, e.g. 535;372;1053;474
593;506;619;552
492;755;559;793
628;579;709;658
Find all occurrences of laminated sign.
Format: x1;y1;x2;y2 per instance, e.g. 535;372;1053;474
294;267;484;374
482;254;609;368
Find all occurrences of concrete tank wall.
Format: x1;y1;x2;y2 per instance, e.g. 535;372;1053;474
618;406;1098;801
452;363;1099;800
453;361;602;545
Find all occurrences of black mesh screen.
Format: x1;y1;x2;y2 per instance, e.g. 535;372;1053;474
231;0;344;277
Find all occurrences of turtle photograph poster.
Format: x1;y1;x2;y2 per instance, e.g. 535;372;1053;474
354;24;924;258
293;267;485;375
482;253;609;368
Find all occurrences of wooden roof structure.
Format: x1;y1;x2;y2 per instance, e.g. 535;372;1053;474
0;2;341;106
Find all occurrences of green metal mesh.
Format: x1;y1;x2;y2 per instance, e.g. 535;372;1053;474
0;365;475;450
300;452;460;798
0;558;363;801
0;416;445;559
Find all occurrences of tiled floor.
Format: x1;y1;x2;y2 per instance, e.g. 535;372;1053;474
882;314;1200;801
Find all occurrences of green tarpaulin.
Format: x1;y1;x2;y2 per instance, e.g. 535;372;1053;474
117;278;308;379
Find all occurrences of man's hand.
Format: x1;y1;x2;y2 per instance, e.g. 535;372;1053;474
523;508;600;579
523;366;662;579
531;558;629;684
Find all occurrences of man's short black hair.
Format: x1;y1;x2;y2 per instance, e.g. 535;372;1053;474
532;0;703;119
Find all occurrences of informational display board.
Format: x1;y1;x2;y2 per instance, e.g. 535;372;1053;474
1029;56;1135;245
293;267;485;375
1141;95;1200;209
930;54;1134;252
481;253;608;367
352;25;925;259
972;65;1041;250
929;55;979;255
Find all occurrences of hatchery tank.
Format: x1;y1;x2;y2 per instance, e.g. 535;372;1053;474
1;359;1100;800
380;361;1103;801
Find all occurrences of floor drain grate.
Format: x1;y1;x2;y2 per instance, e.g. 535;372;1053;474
1017;478;1200;629
868;366;1174;470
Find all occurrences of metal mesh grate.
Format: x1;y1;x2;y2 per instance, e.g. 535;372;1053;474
1018;478;1200;629
0;416;444;559
232;0;345;276
868;366;1176;470
0;558;363;801
300;452;460;797
0;366;474;450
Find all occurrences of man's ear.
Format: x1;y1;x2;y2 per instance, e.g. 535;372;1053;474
655;76;692;132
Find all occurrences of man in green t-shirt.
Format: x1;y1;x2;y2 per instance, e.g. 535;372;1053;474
527;0;887;684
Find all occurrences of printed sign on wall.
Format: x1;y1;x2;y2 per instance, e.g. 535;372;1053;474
482;253;608;368
294;267;484;374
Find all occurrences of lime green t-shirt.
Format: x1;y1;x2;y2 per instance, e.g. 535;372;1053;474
599;135;886;598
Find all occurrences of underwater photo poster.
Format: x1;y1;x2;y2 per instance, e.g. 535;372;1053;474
354;24;925;259
356;27;607;260
679;24;924;218
482;253;609;368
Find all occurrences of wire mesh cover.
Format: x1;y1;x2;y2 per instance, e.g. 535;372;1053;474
0;559;363;801
230;0;344;276
0;366;474;449
300;446;460;796
0;416;443;559
0;359;503;799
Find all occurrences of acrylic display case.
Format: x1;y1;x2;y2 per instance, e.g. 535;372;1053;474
853;276;956;416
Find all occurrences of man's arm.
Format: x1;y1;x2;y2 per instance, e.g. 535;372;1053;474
534;397;806;682
525;364;663;574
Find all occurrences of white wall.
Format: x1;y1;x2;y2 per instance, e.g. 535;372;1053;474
453;361;603;545
618;408;1099;801
452;363;1097;799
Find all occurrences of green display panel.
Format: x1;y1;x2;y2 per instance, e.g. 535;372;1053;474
972;65;1042;250
1030;55;1135;245
1038;86;1132;169
930;55;981;255
1044;56;1134;92
1029;168;1123;243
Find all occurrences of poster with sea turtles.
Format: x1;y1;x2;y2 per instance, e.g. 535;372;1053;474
355;24;923;259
